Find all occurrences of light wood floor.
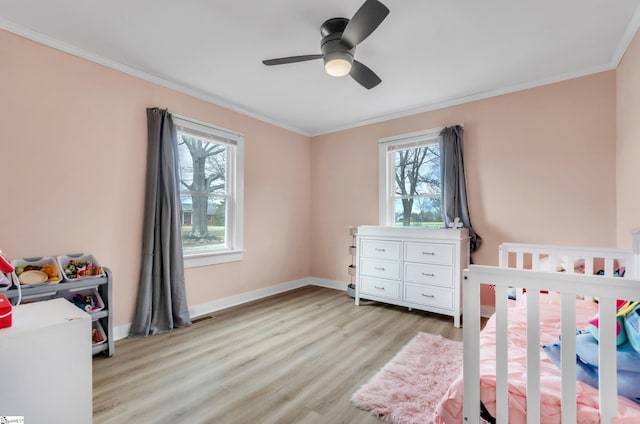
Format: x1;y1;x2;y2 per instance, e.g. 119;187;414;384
93;286;463;424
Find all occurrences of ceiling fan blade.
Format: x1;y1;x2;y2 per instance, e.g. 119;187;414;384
341;0;389;49
262;54;323;66
350;60;381;89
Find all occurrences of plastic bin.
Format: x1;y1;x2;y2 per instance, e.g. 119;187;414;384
347;283;356;298
92;321;107;346
57;253;105;281
11;257;63;286
61;287;105;313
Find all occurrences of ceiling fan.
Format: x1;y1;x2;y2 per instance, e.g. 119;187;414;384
262;0;389;89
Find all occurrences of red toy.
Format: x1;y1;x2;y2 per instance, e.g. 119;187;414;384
0;253;13;274
0;294;12;329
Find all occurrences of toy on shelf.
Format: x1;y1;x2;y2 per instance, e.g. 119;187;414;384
57;253;105;280
92;321;106;345
70;292;104;312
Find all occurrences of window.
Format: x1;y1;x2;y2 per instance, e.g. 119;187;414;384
174;116;244;267
378;128;443;228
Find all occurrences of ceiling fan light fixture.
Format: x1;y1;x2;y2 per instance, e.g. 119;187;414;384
261;0;389;88
324;52;353;77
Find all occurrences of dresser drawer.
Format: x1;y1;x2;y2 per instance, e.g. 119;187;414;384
360;277;400;300
404;283;454;309
360;258;401;280
405;242;455;266
404;263;454;288
360;240;401;260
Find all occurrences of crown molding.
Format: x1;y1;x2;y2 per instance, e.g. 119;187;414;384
309;62;615;136
0;18;311;137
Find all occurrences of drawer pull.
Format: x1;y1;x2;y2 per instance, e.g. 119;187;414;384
375;248;386;252
422;251;436;255
421;272;435;277
421;293;435;298
374;285;385;290
374;266;386;271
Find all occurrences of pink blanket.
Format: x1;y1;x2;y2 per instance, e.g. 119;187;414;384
434;297;640;423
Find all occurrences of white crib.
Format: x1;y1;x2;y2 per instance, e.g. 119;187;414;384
462;231;640;423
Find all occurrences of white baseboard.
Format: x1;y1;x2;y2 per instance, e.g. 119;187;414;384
187;278;309;318
113;323;131;341
113;277;342;341
481;305;495;318
307;277;349;291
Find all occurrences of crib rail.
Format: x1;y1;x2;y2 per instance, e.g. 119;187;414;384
499;242;634;277
463;266;640;424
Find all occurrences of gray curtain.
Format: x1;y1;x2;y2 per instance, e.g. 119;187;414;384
129;108;191;337
440;125;482;253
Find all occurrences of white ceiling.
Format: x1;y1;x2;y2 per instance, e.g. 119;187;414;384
2;0;640;136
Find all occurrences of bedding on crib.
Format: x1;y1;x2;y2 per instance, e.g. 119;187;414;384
433;294;640;424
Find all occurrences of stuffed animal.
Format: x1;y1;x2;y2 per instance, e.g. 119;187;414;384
544;302;640;405
624;302;640;353
544;332;640;404
587;299;633;346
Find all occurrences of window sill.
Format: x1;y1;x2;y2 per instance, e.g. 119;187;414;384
183;249;244;268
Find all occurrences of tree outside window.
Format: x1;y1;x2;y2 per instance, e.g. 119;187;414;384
173;116;243;267
177;134;228;252
393;144;441;227
380;130;445;228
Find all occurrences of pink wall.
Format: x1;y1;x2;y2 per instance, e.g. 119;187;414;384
617;30;640;248
310;72;618;304
0;30;311;326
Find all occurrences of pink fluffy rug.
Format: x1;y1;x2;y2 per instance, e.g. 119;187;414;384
351;332;462;424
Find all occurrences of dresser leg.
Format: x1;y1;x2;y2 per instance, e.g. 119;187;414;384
454;315;461;328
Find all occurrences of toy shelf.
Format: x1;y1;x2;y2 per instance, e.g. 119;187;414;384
3;267;114;357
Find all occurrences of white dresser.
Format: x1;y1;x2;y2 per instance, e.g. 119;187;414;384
355;226;469;327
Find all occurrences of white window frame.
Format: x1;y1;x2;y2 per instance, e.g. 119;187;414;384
173;115;244;267
378;127;444;226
